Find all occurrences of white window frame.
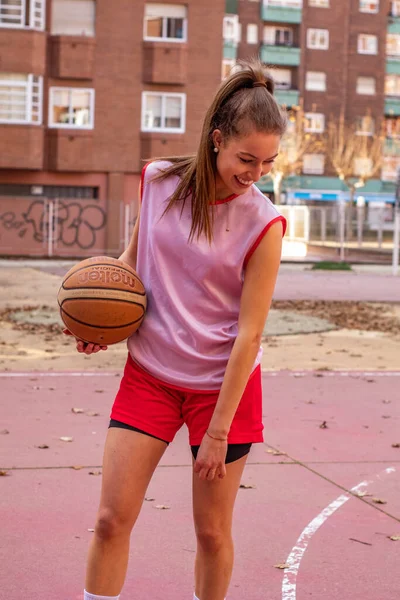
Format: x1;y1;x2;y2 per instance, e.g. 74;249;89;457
357;34;378;55
0;73;43;125
222;58;236;80
354;157;373;177
51;0;95;37
48;87;95;130
309;0;329;7
356;76;376;95
263;25;293;46
355;116;375;136
382;156;400;182
264;0;302;8
0;0;45;30
303;153;325;175
223;14;240;44
359;0;379;13
141;92;186;134
385;74;400;95
391;1;400;16
144;3;187;43
387;34;400;57
247;23;258;45
305;71;326;92
307;28;329;50
273;68;292;89
304;112;325;133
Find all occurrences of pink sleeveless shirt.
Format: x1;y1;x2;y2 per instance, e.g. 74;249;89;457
127;161;286;391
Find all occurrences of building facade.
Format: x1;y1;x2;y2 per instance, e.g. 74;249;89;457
0;0;225;256
223;0;399;207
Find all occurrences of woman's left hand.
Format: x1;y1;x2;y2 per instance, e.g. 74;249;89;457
193;433;228;481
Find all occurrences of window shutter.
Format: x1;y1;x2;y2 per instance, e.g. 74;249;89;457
51;0;95;36
145;3;187;18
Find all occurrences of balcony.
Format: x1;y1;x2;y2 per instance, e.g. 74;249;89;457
274;89;299;107
261;1;302;24
223;41;238;59
142;42;188;85
0;125;44;169
261;44;300;66
47;129;93;172
50;36;96;80
385;97;400;115
386;57;400;75
225;0;238;13
0;29;46;75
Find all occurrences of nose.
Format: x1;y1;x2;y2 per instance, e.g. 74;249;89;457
250;165;264;182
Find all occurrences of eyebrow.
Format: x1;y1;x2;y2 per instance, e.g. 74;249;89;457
239;151;279;161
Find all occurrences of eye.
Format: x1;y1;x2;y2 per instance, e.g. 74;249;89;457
239;157;253;164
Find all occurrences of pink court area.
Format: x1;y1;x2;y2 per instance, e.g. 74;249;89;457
1;370;399;600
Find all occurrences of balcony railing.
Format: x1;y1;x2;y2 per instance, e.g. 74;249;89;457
261;44;301;66
274;89;300;107
262;1;302;24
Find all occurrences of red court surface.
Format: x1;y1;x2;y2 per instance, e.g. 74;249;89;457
1;371;399;600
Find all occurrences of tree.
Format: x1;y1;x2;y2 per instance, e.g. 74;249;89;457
263;104;324;203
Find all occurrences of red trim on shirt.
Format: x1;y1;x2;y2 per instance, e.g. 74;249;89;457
140;162;151;204
243;215;287;268
214;193;238;205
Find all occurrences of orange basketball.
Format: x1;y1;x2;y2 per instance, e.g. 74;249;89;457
57;256;147;345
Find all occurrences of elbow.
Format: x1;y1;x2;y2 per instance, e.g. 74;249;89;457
237;329;263;350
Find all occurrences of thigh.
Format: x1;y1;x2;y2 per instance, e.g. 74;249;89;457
98;426;167;525
192;454;248;532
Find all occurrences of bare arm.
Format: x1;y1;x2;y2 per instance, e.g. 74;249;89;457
194;220;284;479
119;186;141;270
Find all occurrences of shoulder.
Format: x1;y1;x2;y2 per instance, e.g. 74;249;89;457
142;160;173;181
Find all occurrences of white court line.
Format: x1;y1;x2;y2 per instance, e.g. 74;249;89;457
281;467;396;600
0;372;118;377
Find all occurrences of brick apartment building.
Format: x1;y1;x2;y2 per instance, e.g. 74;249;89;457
224;0;400;208
0;0;399;257
0;0;225;256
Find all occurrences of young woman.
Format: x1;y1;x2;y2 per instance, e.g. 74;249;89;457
70;60;287;600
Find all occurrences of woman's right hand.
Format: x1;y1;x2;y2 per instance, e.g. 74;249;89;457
62;329;108;355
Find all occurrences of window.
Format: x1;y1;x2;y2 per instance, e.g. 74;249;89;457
356;116;375;135
382;156;400;182
385;74;400;95
264;0;302;7
307;28;329;50
0;0;45;29
358;34;378;54
386;116;400;138
309;0;329;6
272;68;292;89
304;112;325;132
387;34;400;56
223;15;240;44
356;76;376;95
142;92;186;133
49;88;94;129
0;73;42;124
359;0;379;13
303;154;325;175
247;24;258;44
222;58;236;80
305;71;326;91
354;157;373;177
263;25;293;46
391;1;400;16
144;3;187;42
51;0;95;36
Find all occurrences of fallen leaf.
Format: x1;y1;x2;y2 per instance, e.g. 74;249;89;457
60;436;73;442
319;421;328;429
95;390;104;394
240;484;256;489
71;408;84;414
382;415;391;419
392;443;400;448
266;449;287;456
154;504;170;510
0;470;10;476
89;471;102;476
36;444;49;449
372;498;387;505
355;491;372;498
71;466;84;470
274;563;289;570
0;429;10;435
388;535;400;541
145;497;155;502
86;411;100;417
88;528;95;532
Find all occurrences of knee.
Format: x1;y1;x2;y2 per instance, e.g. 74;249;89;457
196;527;230;555
94;508;133;541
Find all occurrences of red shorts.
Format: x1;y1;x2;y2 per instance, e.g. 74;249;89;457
111;354;264;446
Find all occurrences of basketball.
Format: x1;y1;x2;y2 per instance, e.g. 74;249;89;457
57;256;147;345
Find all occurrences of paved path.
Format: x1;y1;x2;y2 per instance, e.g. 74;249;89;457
1;371;399;600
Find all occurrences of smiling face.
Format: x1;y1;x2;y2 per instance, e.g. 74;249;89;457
212;128;281;200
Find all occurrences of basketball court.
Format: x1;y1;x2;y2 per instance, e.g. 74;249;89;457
1;368;399;600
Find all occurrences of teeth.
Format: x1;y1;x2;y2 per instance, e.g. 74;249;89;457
237;176;253;186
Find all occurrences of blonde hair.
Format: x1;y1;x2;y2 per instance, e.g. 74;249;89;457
154;59;287;242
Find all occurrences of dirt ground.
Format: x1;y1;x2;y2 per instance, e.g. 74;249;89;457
0;266;399;372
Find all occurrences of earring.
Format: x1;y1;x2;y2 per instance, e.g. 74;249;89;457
214;147;219;153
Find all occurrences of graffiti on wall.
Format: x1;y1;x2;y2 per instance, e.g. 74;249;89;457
0;199;107;250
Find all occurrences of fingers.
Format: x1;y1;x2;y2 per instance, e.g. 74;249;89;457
76;341;108;354
194;462;225;481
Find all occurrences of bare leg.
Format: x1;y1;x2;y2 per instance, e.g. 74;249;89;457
85;428;167;596
193;455;248;600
